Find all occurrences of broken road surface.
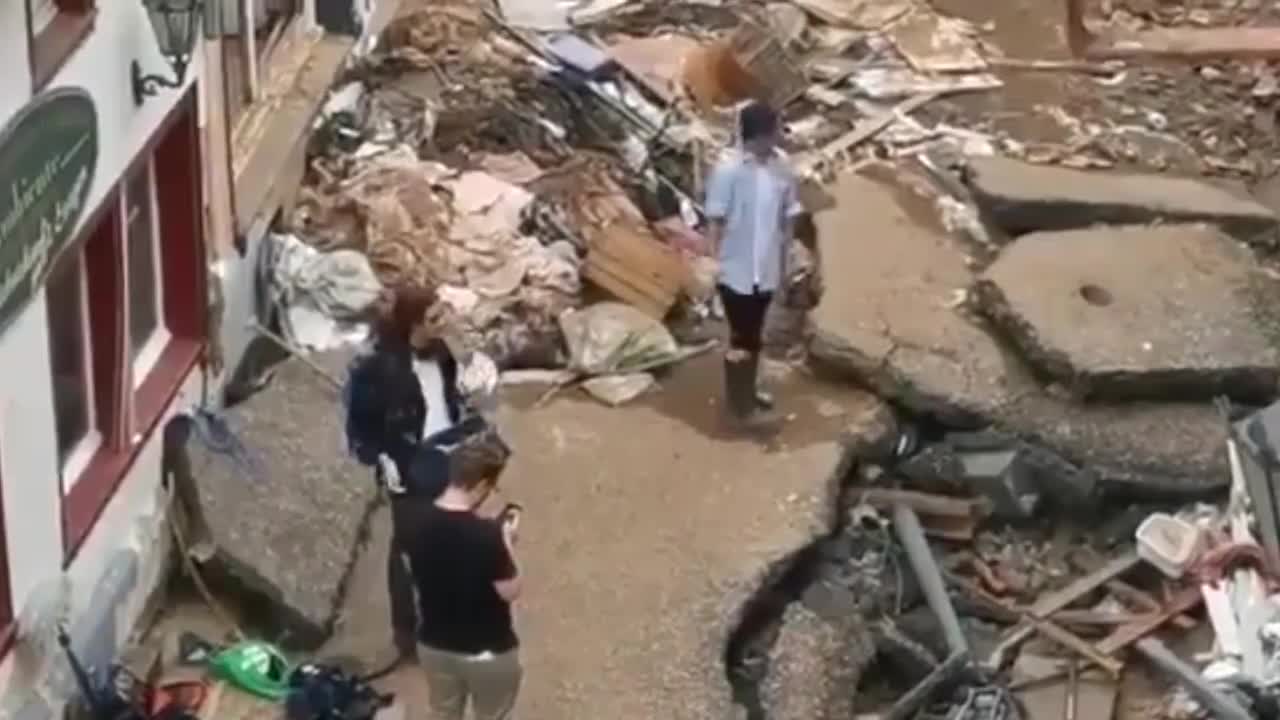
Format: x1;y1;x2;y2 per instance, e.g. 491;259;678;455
978;224;1280;403
316;365;890;719
964;156;1278;242
808;170;1230;497
808;171;1020;428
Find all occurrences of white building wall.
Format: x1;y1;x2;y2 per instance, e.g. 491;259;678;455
0;0;202;243
0;0;208;714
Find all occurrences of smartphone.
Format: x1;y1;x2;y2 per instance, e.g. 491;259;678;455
499;502;523;531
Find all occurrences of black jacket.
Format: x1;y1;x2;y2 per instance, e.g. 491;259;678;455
347;339;427;469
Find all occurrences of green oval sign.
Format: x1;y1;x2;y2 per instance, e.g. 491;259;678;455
0;88;98;335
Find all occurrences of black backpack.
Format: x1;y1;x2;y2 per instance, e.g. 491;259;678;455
285;663;393;720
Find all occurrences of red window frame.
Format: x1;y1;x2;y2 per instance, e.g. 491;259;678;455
25;0;97;92
54;88;207;562
0;448;14;659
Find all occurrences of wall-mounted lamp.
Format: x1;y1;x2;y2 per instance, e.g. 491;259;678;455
131;0;204;106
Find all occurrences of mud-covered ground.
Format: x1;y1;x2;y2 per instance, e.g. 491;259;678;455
925;0;1280;182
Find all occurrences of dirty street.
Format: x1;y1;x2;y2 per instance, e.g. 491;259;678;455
8;0;1280;719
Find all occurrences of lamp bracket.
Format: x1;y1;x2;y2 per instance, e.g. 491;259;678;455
131;57;188;106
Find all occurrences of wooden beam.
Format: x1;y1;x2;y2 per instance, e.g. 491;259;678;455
1031;619;1125;678
986;551;1140;668
1097;587;1204;656
1030;552;1141;618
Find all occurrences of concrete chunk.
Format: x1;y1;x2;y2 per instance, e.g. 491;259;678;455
761;603;875;720
183;348;378;649
808;172;1230;497
965;156;1277;242
808;173;1021;427
978;224;1280;402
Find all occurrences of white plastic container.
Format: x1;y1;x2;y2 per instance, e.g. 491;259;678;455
1136;513;1206;579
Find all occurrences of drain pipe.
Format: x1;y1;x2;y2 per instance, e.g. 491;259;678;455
884;650;970;720
893;504;970;655
1135;638;1254;720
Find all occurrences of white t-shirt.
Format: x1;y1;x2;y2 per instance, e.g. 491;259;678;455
413;357;452;439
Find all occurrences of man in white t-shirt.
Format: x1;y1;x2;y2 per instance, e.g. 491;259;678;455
704;101;801;435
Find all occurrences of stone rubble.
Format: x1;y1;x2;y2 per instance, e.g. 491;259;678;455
977;223;1280;403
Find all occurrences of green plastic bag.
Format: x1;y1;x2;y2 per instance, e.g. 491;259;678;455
209;641;293;701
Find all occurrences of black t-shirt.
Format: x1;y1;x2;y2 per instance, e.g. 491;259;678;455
408;506;518;654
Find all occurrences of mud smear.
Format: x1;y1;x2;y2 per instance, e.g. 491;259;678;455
643;350;887;448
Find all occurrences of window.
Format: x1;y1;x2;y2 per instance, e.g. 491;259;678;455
124;162;169;387
46;254;100;487
24;0;96;91
57;91;208;561
0;450;13;654
214;0;305;127
254;0;301;65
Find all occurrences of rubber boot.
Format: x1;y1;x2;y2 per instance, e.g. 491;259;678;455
723;356;782;436
745;352;774;410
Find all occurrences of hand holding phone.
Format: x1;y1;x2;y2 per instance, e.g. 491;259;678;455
500;502;522;544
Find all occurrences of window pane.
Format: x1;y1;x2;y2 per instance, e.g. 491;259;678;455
46;257;90;464
253;0;297;62
126;167;159;357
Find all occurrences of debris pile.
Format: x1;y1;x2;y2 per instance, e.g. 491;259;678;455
233;0;1280;714
730;392;1280;719
282;0;1037;384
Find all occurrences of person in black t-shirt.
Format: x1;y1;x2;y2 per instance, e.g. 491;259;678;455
407;429;521;720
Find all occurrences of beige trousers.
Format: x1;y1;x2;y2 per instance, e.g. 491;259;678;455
419;644;522;720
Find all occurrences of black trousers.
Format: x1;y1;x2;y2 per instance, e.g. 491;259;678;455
387;493;420;651
718;283;774;353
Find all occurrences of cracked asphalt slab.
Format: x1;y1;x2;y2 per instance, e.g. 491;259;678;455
807;168;1231;496
809;169;1024;427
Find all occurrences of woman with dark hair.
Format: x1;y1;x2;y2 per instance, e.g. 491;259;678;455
345;284;499;667
344;285;439;663
346;285;435;474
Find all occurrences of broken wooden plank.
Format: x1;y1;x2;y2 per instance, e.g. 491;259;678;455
858;488;985;541
1030;552;1141;618
793;92;938;177
1097;586;1203;656
859;488;986;517
1031;619;1125;678
987;551;1141;668
1073;551;1195;629
1050;610;1151;626
1104;579;1159;611
584;222;687;320
1013;658;1118;720
1103;578;1196;629
1030;552;1143;617
986;57;1118;75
